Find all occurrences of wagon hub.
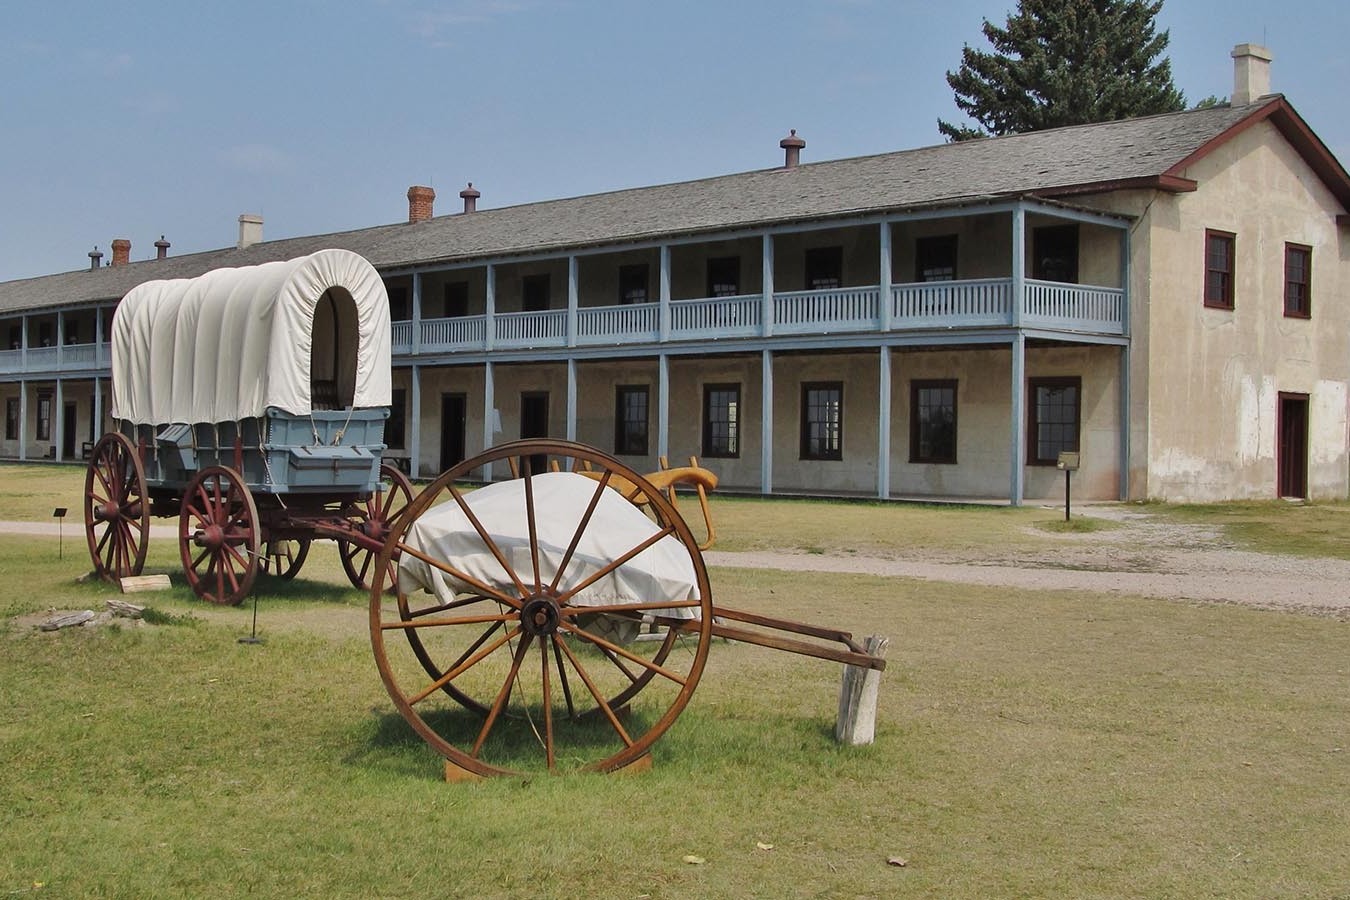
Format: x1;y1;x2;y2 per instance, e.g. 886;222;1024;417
196;524;227;552
519;596;562;637
96;500;120;522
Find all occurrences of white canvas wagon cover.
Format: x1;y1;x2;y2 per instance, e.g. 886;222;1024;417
111;249;392;425
398;472;701;616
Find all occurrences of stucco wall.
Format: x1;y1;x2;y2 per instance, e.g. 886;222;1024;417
1132;119;1349;500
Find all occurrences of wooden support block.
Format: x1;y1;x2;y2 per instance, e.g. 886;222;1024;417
39;610;95;632
444;759;486;784
119;574;172;594
106;598;145;618
836;634;889;746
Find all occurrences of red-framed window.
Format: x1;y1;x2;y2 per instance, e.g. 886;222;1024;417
1284;243;1311;318
1204;230;1235;309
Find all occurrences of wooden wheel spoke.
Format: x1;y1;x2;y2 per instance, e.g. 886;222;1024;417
559;599;701;617
394;540;523;610
558;620;688;686
522;464;542;593
408;626;522;706
547;469;612;595
555;635;633;747
380;611;517;630
192;545;211;570
355;548;374;583
471;634;534;758
95;523;113;557
540;638;555;769
222;543;250;571
446;483;531;600
552;637;577;719
555;525;676;605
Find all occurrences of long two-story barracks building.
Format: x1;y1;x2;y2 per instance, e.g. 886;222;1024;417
2;46;1348;503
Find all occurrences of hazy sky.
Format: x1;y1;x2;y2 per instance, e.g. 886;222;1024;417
2;0;1345;283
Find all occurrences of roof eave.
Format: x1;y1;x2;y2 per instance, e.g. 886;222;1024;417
1035;174;1199;200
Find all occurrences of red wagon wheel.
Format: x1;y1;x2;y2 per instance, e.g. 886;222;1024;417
84;432;151;583
179;466;260;606
369;439;713;777
340;464;413;593
261;538;311;580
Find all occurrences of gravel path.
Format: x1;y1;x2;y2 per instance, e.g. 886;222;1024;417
10;508;1348;619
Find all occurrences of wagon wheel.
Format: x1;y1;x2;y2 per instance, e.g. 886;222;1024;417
369;439;713;777
84;433;151;583
261;538;311;580
179;466;260;606
340;464;413;593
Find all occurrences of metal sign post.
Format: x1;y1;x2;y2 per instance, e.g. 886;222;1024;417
1056;453;1080;522
52;507;67;558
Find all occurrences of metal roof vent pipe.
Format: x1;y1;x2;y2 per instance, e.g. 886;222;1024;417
1231;43;1273;107
111;238;131;267
155;235;170;260
238;214;263;249
407;185;435;223
780;129;805;168
459;182;480;214
88;246;103;270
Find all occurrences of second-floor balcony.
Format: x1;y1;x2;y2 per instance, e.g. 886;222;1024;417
397;277;1125;356
0;341;110;375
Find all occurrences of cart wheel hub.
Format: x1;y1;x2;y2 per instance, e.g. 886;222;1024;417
97;501;119;522
199;525;226;551
519;597;561;637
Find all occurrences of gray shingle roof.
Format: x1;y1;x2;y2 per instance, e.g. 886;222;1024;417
0;101;1268;315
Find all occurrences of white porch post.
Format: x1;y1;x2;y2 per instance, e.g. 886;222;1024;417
658;353;670;461
566;256;578;348
18;381;27;461
878;221;893;331
54;379;63;462
761;349;774;495
409;365;421;478
566;358;577;442
56;312;64;370
482;361;496;481
411;272;422;356
659;246;672;342
1010;203;1027;506
485;265;496;352
761;234;774;338
93;376;103;441
1010;334;1026;505
1118;225;1132;501
95;306;104;368
20;315;27;370
877;346;891;499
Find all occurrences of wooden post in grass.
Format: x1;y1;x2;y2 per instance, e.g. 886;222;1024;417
836;634;888;745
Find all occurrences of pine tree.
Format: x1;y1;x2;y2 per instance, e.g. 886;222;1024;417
938;0;1186;142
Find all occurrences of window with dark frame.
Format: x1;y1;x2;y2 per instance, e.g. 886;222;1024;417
614;385;649;455
1032;225;1080;283
702;383;740;458
36;392;52;442
804;246;843;290
915;235;958;282
443;281;469;318
5;397;18;440
800;382;843;460
522;274;550;311
387;286;410;321
1028;377;1080;465
910;380;957;464
706;256;741;298
1284;243;1311;318
618;264;649;305
1204;230;1235;309
386;388;407;450
8;325;20;350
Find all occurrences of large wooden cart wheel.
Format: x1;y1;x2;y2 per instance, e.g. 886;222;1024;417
340;464;413;593
369;439;713;777
84;432;151;583
179;466;260;606
261;538;311;580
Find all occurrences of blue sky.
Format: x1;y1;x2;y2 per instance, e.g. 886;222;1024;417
1;0;1345;283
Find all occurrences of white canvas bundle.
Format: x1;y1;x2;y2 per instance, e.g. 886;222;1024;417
110;248;392;425
398;472;700;615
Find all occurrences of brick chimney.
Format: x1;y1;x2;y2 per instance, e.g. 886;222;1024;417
111;238;131;267
154;235;170;260
407;185;435;223
88;246;103;270
780;129;805;168
459;182;480;214
1231;43;1273;107
238;214;263;249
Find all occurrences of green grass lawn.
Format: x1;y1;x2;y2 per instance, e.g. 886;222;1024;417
3;529;1349;898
